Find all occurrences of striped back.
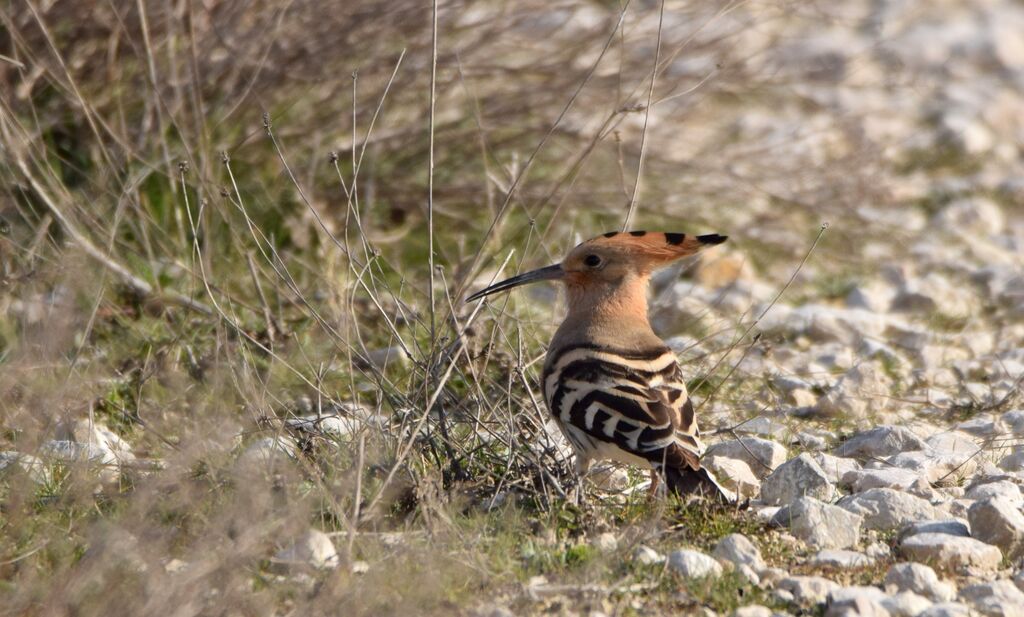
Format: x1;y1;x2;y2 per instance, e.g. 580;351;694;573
541;343;703;471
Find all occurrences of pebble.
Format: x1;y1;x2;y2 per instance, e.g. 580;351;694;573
958;580;1024;616
835;426;928;460
704;456;761;498
667;549;723;579
776;575;839;603
884;562;957;602
712;534;766;572
0;451;51;485
899;533;1002;572
633;545;665;566
964;479;1022;505
273;529;339;570
705;437;788;479
898;519;969;540
760;453;836;505
882;591;935;616
809;549;873;569
917;604;972;617
237;436;299;468
813;452;862;484
774;497;862;549
838;488;942;531
967;497;1024;560
590;532;618;553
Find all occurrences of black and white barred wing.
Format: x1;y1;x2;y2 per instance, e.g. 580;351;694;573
542;345;704;470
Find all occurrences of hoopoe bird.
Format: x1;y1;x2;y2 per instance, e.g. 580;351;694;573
468;231;733;501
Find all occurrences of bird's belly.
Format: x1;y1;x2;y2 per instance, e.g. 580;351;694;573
556;419;654;470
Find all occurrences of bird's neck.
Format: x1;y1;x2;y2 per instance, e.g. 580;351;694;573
551;274;663;352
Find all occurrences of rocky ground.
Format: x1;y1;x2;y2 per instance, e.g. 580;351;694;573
2;0;1024;615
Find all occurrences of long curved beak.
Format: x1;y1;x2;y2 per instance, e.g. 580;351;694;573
466;264;564;302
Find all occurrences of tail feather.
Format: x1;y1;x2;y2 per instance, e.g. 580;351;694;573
662;465;736;504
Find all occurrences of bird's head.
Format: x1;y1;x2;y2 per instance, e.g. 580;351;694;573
466;231;727;302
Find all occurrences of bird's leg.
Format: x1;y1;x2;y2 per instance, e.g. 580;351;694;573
647;469;661;498
572;456;593;506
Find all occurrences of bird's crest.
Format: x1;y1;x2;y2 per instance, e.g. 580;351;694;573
578;230;727;262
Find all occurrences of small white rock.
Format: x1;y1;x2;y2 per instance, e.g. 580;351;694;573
884;562;956;602
760;453;836;505
712;534;766;572
900;533;1002;572
880;591;934;617
775;497;863;549
811;550;874;569
835;426;928;460
958;579;1024;616
705;438;788;479
667;549;724;579
967;497;1024;560
776;575;839;603
634;545;665;566
274;529;339;570
838;488;942;531
590;532;618;553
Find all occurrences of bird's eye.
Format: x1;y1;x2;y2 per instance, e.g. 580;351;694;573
583;254;602;268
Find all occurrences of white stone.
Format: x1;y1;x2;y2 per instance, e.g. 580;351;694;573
810;549;873;569
0;451;51;485
925;432;981;457
828;585;888;605
891;273;977;317
705;437;788;479
634;545;665;566
667;549;723;579
703;456;761;499
55;419;135;463
775;497;862;549
998;449;1024;472
835;426;928;460
865;542;891;560
967;497;1024;560
886;450;977;485
591;532;618;553
813;453;861;484
712;534;766;572
846;281;897;313
39;440;110;464
937;113;994;155
816;363;893;419
237;436;298;468
1003;410;1024;436
274;529;339;569
958;580;1024;616
884;562;957;602
838;489;942;531
825;586;891;617
841;468;922;493
351;560;369;574
932;197;1005;237
732;607;777;617
880;591;934;617
363;346;411;370
590;466;631;492
917;604;971;617
760;453;835;505
776;575;839;603
964;479;1022;505
899;520;969;540
900;533;1002;572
